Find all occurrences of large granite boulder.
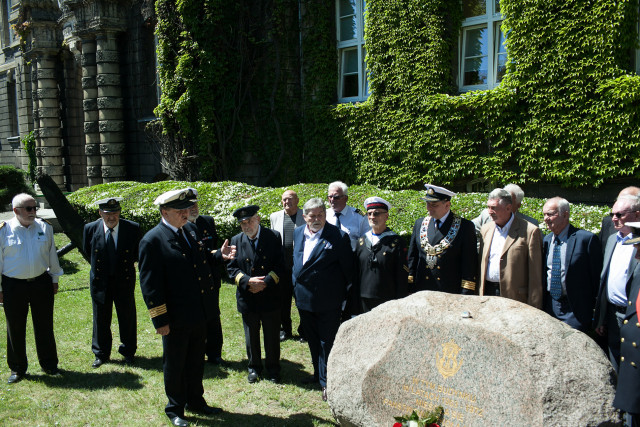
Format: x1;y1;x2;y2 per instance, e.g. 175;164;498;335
327;291;620;426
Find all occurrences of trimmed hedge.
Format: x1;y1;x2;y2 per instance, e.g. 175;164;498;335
0;165;35;208
67;182;610;241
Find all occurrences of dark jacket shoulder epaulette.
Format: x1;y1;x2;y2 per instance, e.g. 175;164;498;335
354;208;365;216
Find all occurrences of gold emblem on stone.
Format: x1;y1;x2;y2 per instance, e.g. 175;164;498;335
436;340;463;379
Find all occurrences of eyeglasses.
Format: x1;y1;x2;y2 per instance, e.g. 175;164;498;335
17;206;38;212
610;210;638;218
327;195;345;200
367;211;386;217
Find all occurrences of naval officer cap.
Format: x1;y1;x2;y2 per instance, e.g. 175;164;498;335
94;197;122;212
623;221;640;245
232;205;260;222
153;188;197;210
364;196;391;211
422;184;456;202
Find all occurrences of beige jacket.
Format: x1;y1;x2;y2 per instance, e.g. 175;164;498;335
479;215;543;308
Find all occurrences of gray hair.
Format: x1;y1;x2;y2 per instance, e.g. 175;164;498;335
12;193;35;208
618;194;640;212
487;188;512;206
503;184;524;204
303;198;326;214
547;197;570;215
328;181;348;196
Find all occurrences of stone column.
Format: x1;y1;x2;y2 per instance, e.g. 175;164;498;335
33;53;65;189
96;31;125;182
81;36;102;185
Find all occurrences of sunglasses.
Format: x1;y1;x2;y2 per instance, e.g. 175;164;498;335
18;206;38;212
609;210;638;218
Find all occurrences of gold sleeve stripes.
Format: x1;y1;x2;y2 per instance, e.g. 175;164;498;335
235;273;245;285
148;304;167;319
268;271;280;284
408;275;414;284
461;280;476;292
403;265;409;273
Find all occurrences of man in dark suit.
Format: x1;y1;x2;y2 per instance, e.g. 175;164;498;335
292;197;353;402
614;223;640;426
227;205;285;383
187;188;224;365
407;184;477;295
595;194;640;373
83;197;142;368
542;197;602;332
269;189;305;341
139;188;235;427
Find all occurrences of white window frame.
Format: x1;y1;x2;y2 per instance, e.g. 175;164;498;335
336;0;369;103
458;0;505;92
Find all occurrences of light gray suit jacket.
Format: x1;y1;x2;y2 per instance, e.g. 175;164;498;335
269;209;305;244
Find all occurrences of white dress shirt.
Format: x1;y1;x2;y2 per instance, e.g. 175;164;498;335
486;213;515;282
102;221;120;249
303;225;323;265
326;206;370;251
0;217;63;291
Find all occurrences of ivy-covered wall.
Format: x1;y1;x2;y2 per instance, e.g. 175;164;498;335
155;0;640;190
335;0;640;190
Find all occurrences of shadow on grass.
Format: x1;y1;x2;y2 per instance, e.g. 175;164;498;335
58;257;82;275
190;411;337;426
25;369;144;390
203;358;312;386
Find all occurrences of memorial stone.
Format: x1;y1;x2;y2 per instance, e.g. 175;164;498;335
327;291;620;427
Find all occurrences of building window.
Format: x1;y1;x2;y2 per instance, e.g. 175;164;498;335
459;0;506;91
7;79;19;137
336;0;368;102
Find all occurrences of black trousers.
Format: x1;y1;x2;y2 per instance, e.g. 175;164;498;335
279;269;294;334
606;303;625;373
91;280;137;359
162;321;207;419
299;308;341;387
2;273;58;374
241;310;280;375
205;286;223;360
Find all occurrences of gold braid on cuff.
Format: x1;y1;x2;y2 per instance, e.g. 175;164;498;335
235;272;245;286
148;304;167;319
268;271;280;284
461;280;476;291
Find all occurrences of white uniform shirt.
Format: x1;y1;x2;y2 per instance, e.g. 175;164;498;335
607;232;635;307
303;225;323;265
102;221;120;250
486;213;515;283
326;206;370;251
0;217;63;291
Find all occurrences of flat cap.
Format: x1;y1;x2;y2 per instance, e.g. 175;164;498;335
153;188;197;210
422;184;456;202
233;205;260;222
94;197;122;212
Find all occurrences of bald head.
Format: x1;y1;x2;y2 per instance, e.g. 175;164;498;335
281;190;299;216
618;186;640;199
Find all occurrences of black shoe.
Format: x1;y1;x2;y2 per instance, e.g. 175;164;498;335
43;368;61;377
279;330;291;342
169;416;189;426
123;355;135;366
185;403;222;416
92;358;107;368
322;386;328;402
248;369;259;384
301;374;318;384
267;374;281;384
7;372;23;384
207;356;225;365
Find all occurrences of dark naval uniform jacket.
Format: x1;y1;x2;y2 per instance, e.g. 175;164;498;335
407;213;477;294
354;230;409;303
139;221;223;328
83;218;141;304
614;264;640;415
292;223;353;313
227;226;285;314
194;215;221;287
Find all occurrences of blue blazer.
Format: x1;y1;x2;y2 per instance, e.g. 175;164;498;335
542;225;601;328
83;218;141;304
292;222;353;313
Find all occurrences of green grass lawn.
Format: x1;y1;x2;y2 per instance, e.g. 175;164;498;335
0;234;336;426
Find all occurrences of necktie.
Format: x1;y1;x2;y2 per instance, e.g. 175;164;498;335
335;212;342;230
250;238;257;253
106;227;117;275
550;239;563;300
177;228;191;252
435;219;441;230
